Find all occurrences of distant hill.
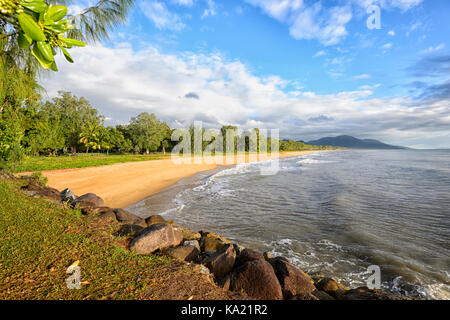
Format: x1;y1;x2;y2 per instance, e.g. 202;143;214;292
306;135;406;149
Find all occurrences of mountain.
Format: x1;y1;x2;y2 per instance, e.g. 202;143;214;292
306;135;406;149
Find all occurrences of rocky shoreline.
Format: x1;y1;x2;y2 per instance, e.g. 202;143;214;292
18;174;420;301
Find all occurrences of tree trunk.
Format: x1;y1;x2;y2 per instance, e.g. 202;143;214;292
86;147;89;154
163;147;166;155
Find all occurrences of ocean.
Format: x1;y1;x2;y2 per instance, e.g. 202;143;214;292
128;149;450;300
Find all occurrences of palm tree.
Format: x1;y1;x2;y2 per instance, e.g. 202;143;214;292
79;124;101;154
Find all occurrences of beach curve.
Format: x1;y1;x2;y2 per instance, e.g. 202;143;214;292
42;151;320;208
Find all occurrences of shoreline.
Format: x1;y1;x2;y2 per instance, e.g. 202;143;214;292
41;151;321;208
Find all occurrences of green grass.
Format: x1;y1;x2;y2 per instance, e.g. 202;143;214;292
0;178;180;299
10;153;170;173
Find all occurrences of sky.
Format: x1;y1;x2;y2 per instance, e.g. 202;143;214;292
42;0;450;148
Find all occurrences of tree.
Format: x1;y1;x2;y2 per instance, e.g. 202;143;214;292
50;91;103;154
128;112;167;154
79;123;101;153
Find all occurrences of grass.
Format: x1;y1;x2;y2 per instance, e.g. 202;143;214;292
10;153;170;173
0;178;235;300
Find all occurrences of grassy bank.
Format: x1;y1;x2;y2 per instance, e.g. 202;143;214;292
10;153;169;173
0;177;234;300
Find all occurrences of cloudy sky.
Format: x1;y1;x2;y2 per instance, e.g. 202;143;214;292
42;0;450;148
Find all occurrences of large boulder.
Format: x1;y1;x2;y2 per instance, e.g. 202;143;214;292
338;287;420;300
97;209;117;221
164;245;199;262
235;248;264;268
206;244;236;279
114;209;141;223
129;223;183;255
268;257;316;299
199;231;231;252
116;224;145;236
230;259;283;300
145;215;166;226
72;193;104;209
315;277;349;298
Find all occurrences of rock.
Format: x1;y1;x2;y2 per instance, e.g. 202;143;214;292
114;209;141;223
263;252;273;260
134;219;148;228
311;290;335;300
129;223;183;255
290;293;319;300
230;259;283;300
35;187;63;202
268;257;316;299
233;243;245;255
315;277;349;298
194;264;211;276
184;240;200;251
219;274;231;290
199;231;230;252
60;188;76;203
81;206;112;216
145;215;166;226
235;248;264;268
116;224;145;236
206;244;236;279
72;193;104;209
164;245;199;262
97;209;117;221
178;226;202;241
338;287;420;300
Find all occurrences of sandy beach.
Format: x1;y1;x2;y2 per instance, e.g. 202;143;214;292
42;151;318;208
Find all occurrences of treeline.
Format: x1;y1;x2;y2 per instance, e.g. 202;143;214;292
0;91;333;166
0;91;173;164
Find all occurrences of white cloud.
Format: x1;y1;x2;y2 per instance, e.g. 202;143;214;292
202;0;217;18
420;44;445;55
41;44;450;146
353;74;372;80
171;0;195;6
382;42;393;50
313;50;326;58
140;0;186;31
388;30;395;36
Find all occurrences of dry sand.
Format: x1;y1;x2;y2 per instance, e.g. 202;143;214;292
42;151;319;208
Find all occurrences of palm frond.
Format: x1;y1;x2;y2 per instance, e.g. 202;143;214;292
66;0;135;42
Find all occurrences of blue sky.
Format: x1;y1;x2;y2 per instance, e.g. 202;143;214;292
43;0;450;148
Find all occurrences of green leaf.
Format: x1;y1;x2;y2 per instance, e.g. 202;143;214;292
58;45;73;63
60;38;86;47
44;5;67;22
36;41;54;61
20;1;48;13
44;20;67;34
17;13;46;41
31;44;52;69
18;33;32;50
50;61;58;72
